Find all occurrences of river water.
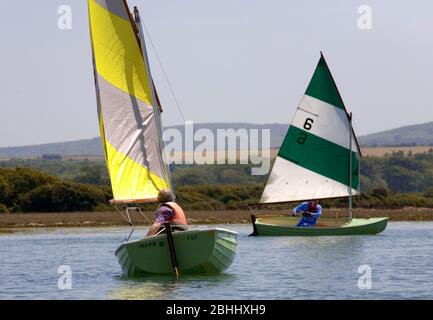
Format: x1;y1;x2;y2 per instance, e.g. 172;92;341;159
0;222;432;299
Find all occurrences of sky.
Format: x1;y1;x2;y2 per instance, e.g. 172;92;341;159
0;0;432;147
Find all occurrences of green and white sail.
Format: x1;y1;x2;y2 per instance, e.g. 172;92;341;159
261;53;361;204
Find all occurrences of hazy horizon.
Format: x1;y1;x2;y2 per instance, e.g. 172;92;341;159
2;120;433;149
1;0;432;147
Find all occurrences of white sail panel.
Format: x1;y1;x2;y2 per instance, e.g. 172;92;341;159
260;156;359;203
291;95;359;153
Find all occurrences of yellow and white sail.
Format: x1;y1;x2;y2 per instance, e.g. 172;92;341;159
88;0;171;203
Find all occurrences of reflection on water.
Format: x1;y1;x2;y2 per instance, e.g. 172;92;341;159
108;274;237;300
108;275;180;300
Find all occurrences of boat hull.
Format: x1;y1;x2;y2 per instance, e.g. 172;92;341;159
115;228;238;277
252;216;388;236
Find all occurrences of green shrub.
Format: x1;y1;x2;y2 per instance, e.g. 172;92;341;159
0;203;9;213
19;182;105;212
370;187;389;198
424;187;433;198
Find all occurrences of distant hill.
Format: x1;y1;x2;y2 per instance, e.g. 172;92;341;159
0;123;289;158
1;121;433;158
0;137;102;158
358;121;433;147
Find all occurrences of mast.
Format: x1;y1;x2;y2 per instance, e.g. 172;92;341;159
321;52;355;218
133;6;174;197
349;112;353;220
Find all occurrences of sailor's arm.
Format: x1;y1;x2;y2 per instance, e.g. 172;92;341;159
146;206;174;237
292;202;308;216
309;205;322;218
146;222;162;237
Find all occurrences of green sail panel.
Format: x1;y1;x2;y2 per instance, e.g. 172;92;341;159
278;126;359;190
305;55;345;110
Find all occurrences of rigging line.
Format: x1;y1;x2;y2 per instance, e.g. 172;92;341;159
136;206;152;224
140;20;186;123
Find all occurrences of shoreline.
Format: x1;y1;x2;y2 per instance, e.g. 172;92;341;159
1;208;433;233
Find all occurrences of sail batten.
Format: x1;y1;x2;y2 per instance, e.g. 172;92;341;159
88;0;171;202
260;54;360;204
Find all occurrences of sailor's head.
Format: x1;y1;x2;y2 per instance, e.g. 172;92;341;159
309;200;318;206
157;189;173;203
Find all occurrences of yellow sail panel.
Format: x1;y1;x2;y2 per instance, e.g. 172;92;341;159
88;0;171;202
89;0;153;105
105;142;169;201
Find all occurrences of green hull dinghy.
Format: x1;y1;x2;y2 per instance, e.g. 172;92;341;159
115;228;238;276
88;2;239;277
251;215;388;236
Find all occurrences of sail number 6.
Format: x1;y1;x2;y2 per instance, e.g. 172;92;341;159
297;118;314;144
303;118;314;130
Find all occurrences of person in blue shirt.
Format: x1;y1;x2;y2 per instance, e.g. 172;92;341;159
292;200;322;227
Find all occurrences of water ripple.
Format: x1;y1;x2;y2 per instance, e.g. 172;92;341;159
0;222;432;299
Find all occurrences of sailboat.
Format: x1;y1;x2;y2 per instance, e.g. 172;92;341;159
250;53;388;236
87;0;238;276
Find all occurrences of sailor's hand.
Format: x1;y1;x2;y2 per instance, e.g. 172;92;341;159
291;212;297;217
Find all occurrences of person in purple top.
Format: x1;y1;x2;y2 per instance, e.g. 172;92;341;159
292;200;322;227
146;189;188;237
154;205;174;225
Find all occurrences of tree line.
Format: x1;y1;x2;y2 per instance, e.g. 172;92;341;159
2;150;433;212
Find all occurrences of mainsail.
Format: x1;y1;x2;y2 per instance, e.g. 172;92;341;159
88;0;171;203
261;53;361;204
